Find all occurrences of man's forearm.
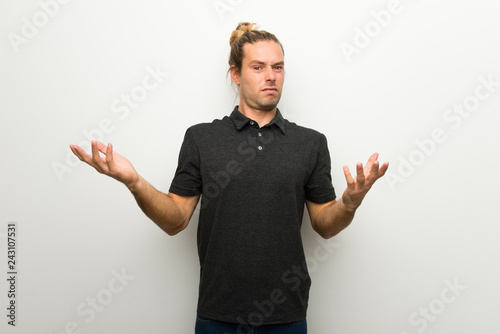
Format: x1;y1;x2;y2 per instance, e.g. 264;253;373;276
126;175;190;236
312;198;357;239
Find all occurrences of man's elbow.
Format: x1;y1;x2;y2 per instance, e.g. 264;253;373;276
312;223;335;239
165;228;181;236
162;219;188;236
316;228;338;240
312;221;343;239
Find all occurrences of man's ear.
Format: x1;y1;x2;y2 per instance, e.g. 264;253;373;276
230;66;240;85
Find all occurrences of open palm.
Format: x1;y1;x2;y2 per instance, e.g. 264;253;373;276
69;141;139;187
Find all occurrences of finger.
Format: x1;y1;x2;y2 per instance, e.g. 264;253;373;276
368;153;379;163
69;145;82;160
356;162;365;184
343;165;354;186
105;143;116;170
369;160;380;179
91;141;106;170
378;161;389;177
94;141;108;155
70;145;92;164
364;153;378;171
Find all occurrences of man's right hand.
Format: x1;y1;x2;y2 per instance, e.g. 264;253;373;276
69;140;139;188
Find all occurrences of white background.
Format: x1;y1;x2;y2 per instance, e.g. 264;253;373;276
1;0;499;333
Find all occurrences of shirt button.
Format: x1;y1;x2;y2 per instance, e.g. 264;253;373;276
250;121;254;125
258;146;263;150
258;133;262;137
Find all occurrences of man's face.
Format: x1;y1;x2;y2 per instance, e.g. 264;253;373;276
232;41;285;112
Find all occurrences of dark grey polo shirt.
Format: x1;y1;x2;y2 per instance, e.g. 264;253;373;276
169;106;336;325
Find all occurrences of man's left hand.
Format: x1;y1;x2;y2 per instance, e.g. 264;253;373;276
341;153;389;212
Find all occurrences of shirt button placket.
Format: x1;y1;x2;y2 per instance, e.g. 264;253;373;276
249;120;263;151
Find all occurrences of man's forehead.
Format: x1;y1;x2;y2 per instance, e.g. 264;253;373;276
243;41;284;63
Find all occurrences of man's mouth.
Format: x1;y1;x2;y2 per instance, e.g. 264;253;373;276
262;87;278;92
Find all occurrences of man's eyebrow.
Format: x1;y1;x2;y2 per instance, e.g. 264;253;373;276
249;60;266;65
249;60;285;66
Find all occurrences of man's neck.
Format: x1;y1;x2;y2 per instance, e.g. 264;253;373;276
238;103;277;128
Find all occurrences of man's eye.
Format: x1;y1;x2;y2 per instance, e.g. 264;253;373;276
253;66;261;70
274;66;283;70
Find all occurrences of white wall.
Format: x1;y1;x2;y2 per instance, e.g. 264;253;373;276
1;0;499;333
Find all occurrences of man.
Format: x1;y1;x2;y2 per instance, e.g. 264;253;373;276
70;22;388;334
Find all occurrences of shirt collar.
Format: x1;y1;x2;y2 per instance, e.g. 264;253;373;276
229;106;286;134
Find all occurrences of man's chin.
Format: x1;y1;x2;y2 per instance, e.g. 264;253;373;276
242;96;281;112
258;99;281;112
259;105;278;112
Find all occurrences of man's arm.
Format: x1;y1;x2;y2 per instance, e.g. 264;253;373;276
307;153;389;239
69;140;199;236
306;198;354;239
127;176;199;235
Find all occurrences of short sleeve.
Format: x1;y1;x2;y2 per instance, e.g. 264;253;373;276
304;134;336;203
168;128;202;197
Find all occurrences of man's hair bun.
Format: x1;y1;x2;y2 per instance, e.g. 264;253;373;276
229;22;258;46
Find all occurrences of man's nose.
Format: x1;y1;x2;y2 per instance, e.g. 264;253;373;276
265;66;276;81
